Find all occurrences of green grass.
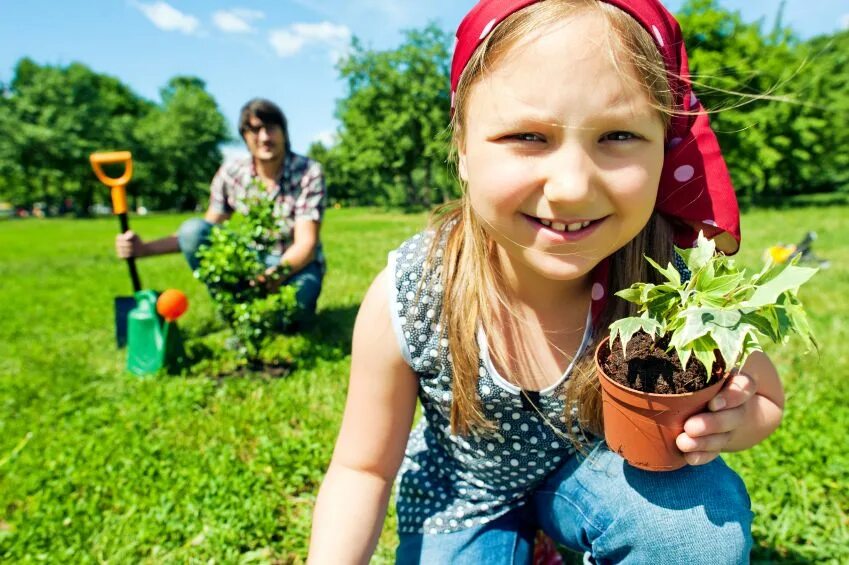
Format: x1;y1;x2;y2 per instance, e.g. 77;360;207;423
1;206;847;563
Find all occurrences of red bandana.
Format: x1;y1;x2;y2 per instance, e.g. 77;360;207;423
450;0;742;324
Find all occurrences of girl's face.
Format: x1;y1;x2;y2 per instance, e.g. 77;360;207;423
458;10;665;291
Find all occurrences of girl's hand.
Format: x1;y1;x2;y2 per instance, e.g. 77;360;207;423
675;371;758;466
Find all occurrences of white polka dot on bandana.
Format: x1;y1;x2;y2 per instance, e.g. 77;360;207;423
674;165;695;182
667;137;683;149
689;91;699;109
591;283;605;301
703;219;718;227
651;25;664;47
479;18;497;39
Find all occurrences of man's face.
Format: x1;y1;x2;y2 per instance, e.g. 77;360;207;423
243;115;285;163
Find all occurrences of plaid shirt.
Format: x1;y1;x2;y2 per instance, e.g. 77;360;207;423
209;152;326;264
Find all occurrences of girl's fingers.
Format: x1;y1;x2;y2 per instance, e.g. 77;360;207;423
683;405;746;437
682;451;720;466
676;431;732;454
709;372;757;411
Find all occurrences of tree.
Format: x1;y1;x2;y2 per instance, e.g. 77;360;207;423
794;30;849;194
1;58;150;212
135;76;230;210
0;60;229;213
677;0;848;204
328;24;455;208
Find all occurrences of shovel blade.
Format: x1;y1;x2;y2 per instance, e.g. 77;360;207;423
115;296;136;348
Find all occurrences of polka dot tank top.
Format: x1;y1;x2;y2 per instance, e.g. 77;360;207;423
388;231;595;535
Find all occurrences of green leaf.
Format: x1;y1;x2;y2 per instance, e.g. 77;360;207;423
645;256;681;286
676;231;716;273
609;316;662;357
614;286;643;305
676;307;753;368
741;310;780;343
669;307;715;350
780;302;818;352
743;264;818;309
689;335;720;377
700;272;746;297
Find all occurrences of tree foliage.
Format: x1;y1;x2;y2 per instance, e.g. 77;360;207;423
677;0;849;205
312;24;456;208
135;76;230;211
0;59;229;213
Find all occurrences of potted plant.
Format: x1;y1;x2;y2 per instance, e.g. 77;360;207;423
596;232;817;471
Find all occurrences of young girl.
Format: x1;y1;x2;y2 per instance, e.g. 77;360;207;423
309;0;784;562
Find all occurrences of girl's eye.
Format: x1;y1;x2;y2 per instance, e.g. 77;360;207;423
507;133;545;143
602;131;639;142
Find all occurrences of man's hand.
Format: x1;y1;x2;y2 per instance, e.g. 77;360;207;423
676;371;758;466
250;264;286;293
115;230;146;259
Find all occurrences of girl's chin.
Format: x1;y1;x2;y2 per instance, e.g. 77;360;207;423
517;249;600;282
530;262;596;283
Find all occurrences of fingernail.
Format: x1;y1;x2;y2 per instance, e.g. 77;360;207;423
712;397;726;410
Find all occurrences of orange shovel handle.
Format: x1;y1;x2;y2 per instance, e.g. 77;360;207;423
90;151;133;215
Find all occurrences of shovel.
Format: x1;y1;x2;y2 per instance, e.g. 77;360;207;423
90;151;141;347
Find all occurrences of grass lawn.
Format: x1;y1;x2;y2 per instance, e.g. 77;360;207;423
1;205;847;563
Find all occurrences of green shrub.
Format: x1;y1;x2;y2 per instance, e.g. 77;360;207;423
194;195;298;361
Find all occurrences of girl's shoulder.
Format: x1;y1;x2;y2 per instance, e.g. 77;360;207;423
390;228;439;263
387;229;448;375
388;227;448;294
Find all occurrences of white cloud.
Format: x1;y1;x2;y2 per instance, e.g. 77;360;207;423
312;130;338;147
269;30;306;57
268;21;351;58
212;8;265;34
133;1;200;35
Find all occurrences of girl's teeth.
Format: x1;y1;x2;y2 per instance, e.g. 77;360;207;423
537;217;594;232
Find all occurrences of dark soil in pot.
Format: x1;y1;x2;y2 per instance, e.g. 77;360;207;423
601;331;725;394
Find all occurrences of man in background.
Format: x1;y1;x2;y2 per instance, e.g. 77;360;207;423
116;98;326;319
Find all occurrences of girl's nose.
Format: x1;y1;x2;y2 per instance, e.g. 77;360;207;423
542;144;595;204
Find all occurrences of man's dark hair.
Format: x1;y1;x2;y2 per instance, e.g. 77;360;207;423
238;98;291;154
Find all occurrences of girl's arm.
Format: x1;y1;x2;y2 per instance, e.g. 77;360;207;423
308;268;419;563
678;350;785;465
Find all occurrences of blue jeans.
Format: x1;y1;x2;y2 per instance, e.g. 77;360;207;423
177;217;324;318
397;442;753;564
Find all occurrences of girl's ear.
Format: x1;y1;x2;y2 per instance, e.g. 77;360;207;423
458;145;469;182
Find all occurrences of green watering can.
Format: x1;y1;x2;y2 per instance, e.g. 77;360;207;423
127;289;188;375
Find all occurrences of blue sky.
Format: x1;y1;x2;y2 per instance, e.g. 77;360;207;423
2;0;847;161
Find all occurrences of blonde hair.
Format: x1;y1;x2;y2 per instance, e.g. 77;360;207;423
426;0;677;440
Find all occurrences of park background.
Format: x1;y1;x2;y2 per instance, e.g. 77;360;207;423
1;0;848;562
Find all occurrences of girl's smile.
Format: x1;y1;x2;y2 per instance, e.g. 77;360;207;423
521;213;606;243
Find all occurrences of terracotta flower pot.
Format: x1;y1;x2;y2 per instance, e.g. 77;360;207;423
595;337;726;472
